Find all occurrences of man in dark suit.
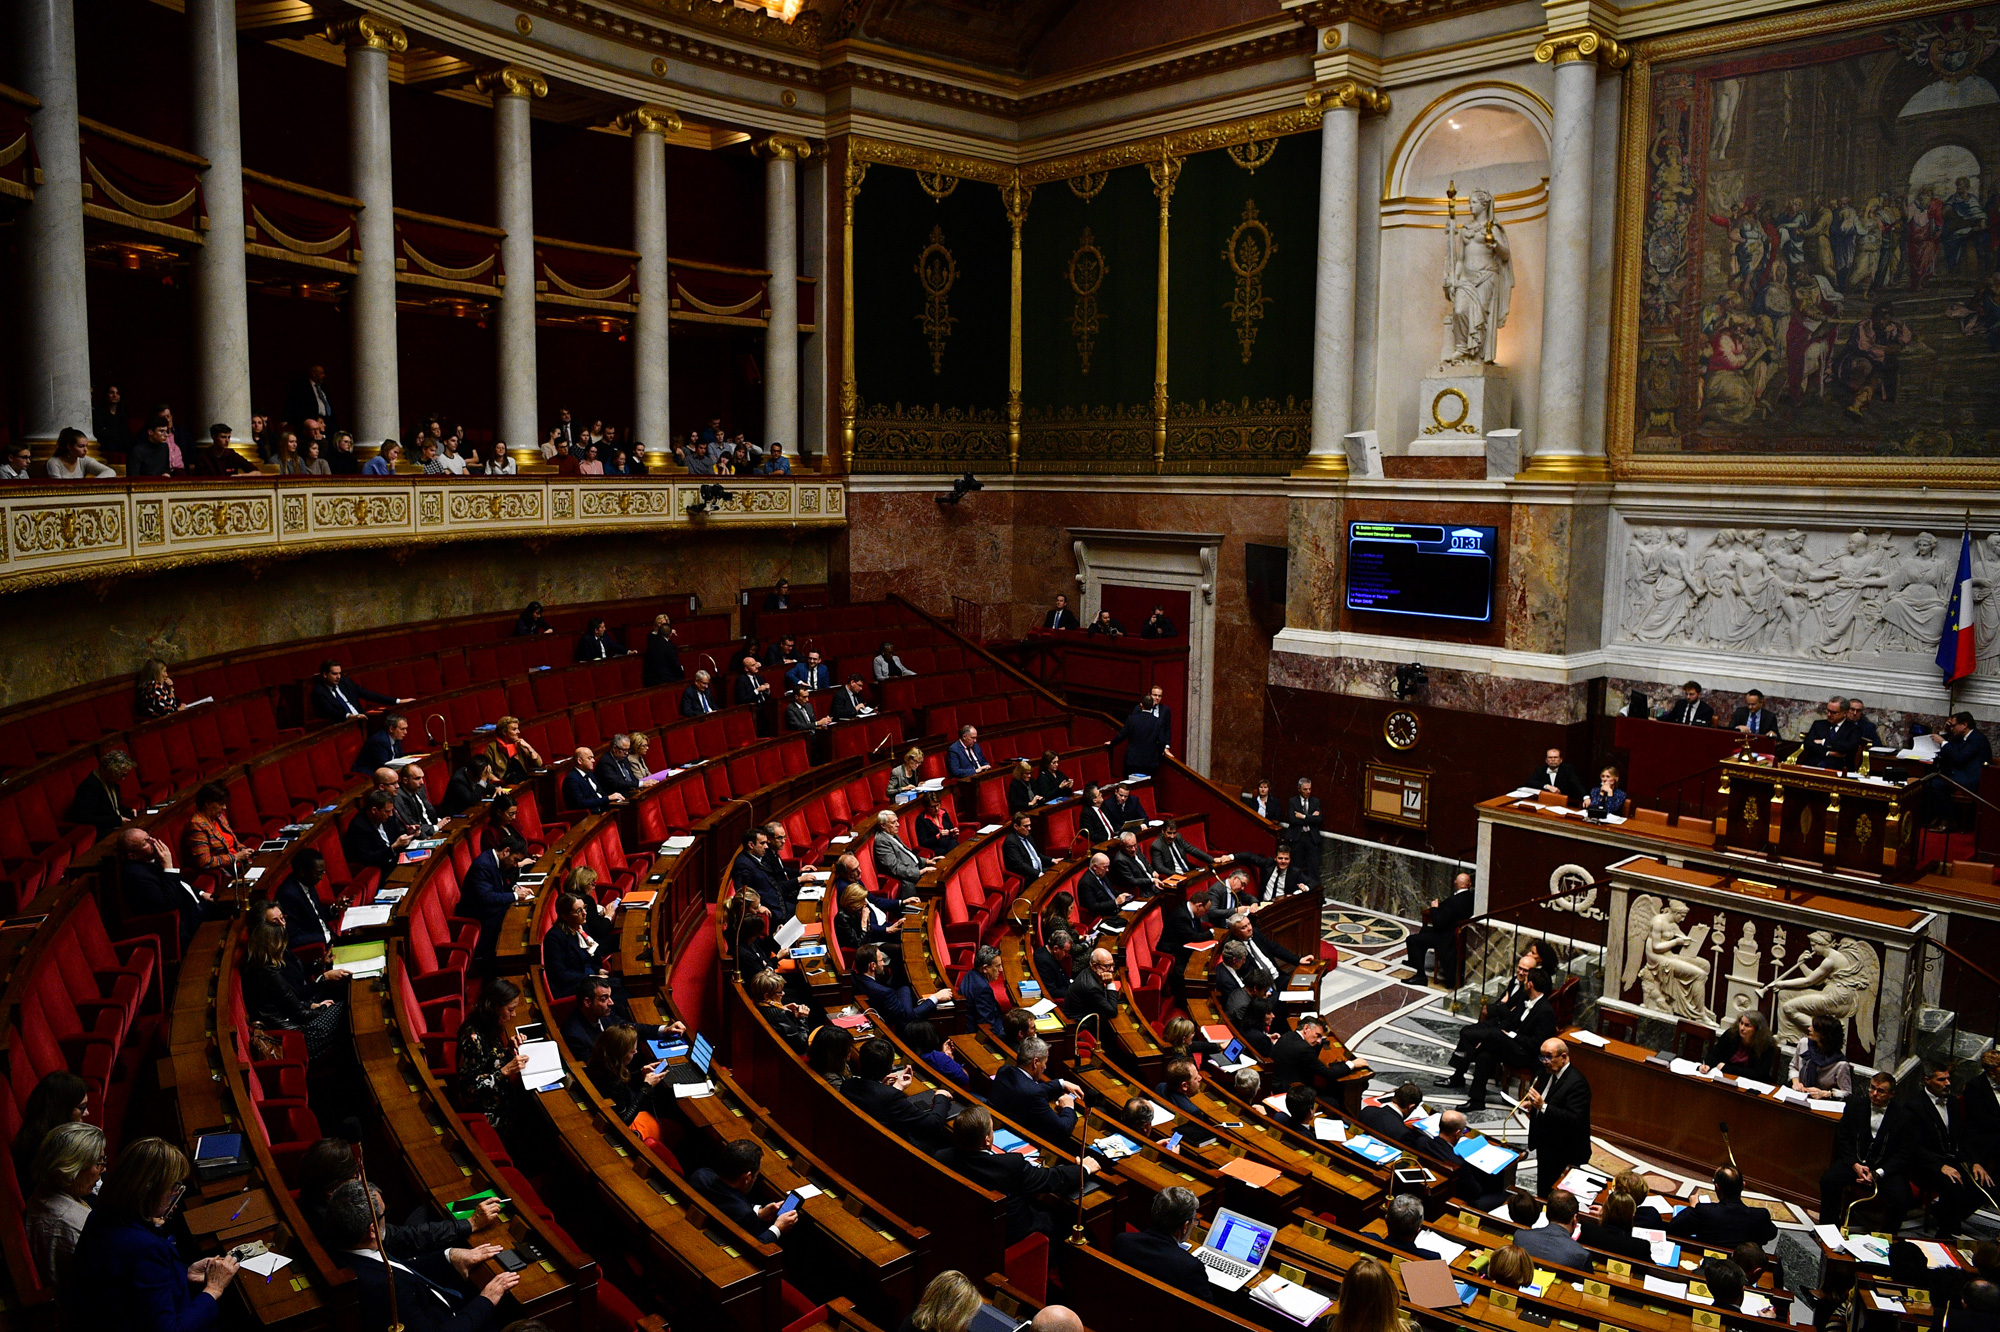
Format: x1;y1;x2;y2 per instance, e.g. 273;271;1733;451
1074;852;1128;922
1101;781;1146;829
286;364;337;435
1661;680;1715;727
1463;967;1556;1112
732;827;785;917
1272;1013;1351;1093
1358;1082;1426;1147
323;1181;516;1332
1530;748;1587;801
65;750;136;837
114;826;217;946
1201;869;1257;927
1235;847;1311;902
1510;1190;1592;1268
274;849;340;951
841;1038;952;1151
1107;831;1159;897
1116;686;1173;775
1220;966;1272;1029
990;1035;1084;1140
1522;1037;1592;1188
562;747;626;814
1002;812;1048;884
1041;594;1079;632
1405;871;1476;985
1906;1062;1983;1236
762;579;792;612
1445;950;1535;1083
1284;778;1324;880
595;735;648;800
783;686;827;734
733;658;771;707
461;840;526;965
1148;820;1217;878
1928;711;1996;826
853;945;950;1034
1802;696;1847;765
1820;1072;1911;1228
352;714;408;774
1729;690;1778;737
341;790;412;875
393;763;440;836
1667;1166;1778;1246
937;1105;1095;1244
680;671;717;716
1827;696;1882;769
1964;1051;2000;1183
830;676;875;721
1433;1109;1507;1209
945;725;989;778
1221;910;1297;979
785;651;833;692
561;977;675;1060
690;1139;800;1246
311;661;403;722
1109;1188;1207;1299
1062;947;1121;1026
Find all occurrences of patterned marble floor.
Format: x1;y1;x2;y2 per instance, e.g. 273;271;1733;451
1309;905;1989;1312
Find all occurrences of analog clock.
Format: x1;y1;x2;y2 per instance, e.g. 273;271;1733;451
1384;709;1421;751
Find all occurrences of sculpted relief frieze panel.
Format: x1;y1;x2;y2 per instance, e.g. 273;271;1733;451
1616;521;2000;670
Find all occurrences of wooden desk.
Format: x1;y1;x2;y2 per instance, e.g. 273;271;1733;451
1564;1028;1837;1206
1716;755;1922;879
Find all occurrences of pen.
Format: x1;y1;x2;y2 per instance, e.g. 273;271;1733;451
228;1197;250;1222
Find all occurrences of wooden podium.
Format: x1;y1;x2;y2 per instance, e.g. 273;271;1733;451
1716;754;1921;880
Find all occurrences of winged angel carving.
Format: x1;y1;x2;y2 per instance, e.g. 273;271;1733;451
1761;931;1879;1048
1622;895;1715;1022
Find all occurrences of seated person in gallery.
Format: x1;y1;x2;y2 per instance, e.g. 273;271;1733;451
1730;689;1778;737
1802;696;1846;766
1926;712;1994;827
1582;766;1627;817
1530;748;1586;801
1659;680;1714;727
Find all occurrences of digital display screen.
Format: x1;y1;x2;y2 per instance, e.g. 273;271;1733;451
1208;1215;1274;1264
1345;522;1498;623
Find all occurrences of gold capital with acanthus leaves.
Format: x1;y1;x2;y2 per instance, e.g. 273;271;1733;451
1306;80;1389;116
617;105;683;136
476;66;548;100
753;135;813;161
325;13;407;54
1534;27;1630;68
1000;172;1031;232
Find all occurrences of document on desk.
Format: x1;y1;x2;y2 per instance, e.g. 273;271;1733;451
1733;1077;1776;1095
1569;1030;1609;1047
1027;998;1058;1017
239;1252;293;1279
1504;788;1540;799
1668;1057;1703;1077
341;904;394;931
1458;1140;1518;1174
1875;1296;1907;1314
1915;1240;1963;1268
1249;1273;1335;1325
1649;1240;1682;1267
1643;1276;1688;1298
1417;1232;1468;1263
518;1040;563;1093
1313;1118;1347;1142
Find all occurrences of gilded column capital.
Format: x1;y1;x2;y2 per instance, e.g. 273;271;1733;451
1306;79;1390;116
842;155;869;204
1000;172;1031;232
326;13;407;54
1533;27;1630;69
1146;152;1182;206
476;65;549;100
617;105;683;136
753;134;814;161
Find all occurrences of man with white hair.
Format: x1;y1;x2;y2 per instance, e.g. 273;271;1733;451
1076;851;1128;921
872;808;926;897
563;746;625;813
680;669;716;716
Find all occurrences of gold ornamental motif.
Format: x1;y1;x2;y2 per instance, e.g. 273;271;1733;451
579;488;674;519
1226;139;1278;173
1798;804;1814;837
475;66;549;100
281;495;306;534
913;170;958;201
447;491;542;524
13;505;123;555
1534;27;1630;67
326;14;407;54
1856;813;1874;846
1067;171;1110;201
420;493;442;526
1222;200;1274;364
799;488;819;514
913;225;958;375
1066;228;1107;375
616;106;683;137
169;499;272;540
137;501;164;545
1742;796;1761;827
1424;387;1470;435
312;494;410;529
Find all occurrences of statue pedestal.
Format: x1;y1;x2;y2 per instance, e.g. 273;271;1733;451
1408;363;1510;457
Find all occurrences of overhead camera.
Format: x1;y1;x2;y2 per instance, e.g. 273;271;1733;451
936;473;984;506
687;482;735;516
1392;662;1429;700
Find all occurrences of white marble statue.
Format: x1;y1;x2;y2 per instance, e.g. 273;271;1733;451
1622;895;1715;1023
1761;931;1879;1048
1441;188;1512;365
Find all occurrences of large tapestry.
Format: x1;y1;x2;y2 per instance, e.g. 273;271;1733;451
1633;3;2000;457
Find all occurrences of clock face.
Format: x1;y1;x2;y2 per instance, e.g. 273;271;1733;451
1385;709;1421;751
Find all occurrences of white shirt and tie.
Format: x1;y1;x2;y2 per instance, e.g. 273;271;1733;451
1014;834;1043;876
1542;766;1562;787
693;689;713;713
845;689;873;716
1160;841;1188;875
1262;864;1286;901
329;683;361;717
343;1251;458;1312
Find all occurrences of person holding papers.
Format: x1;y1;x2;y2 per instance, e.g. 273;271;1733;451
1152;1060;1217;1145
1432;1110;1508;1210
1521;1036;1592;1187
1508;1191;1591;1268
887;747;928;797
1666;1166;1778;1246
455;980;530;1138
1109;1188;1208;1300
945;726;989;778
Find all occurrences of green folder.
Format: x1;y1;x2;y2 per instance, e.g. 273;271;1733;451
329;941;387;966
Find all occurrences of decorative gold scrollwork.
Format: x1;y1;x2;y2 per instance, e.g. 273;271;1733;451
1066;227;1107;375
1742;795;1762;827
914;225;958;375
1226;139;1278;173
1856;813;1874;846
1067;171;1109;201
914;170;958;201
1425;388;1471;435
1223;199;1274;364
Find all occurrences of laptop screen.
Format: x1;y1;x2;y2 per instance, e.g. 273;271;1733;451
692;1034;714;1073
1222;1039;1244;1064
1205;1211;1275;1266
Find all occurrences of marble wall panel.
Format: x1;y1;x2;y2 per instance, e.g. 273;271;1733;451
1270;650;1593;726
1287;495;1343;635
1506;504;1571;656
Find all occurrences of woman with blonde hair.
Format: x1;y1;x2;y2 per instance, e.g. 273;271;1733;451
240;919;348;1058
585;1024;664;1125
899;1268;982;1332
834;881;890;952
887;746;927;796
24;1120;105;1289
65;1137;240;1327
135;658;178;719
1333;1256;1407;1332
482;716;545;783
1006;759;1037;816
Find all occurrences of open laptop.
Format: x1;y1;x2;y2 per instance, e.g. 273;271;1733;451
648;1032;714;1085
1193;1207;1276;1291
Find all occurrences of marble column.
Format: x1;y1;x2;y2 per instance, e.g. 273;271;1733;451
1300;80;1388;478
187;0;250;444
336;15;405;449
480;66;547;457
1524;29;1627;482
623;105;680;469
18;0;92;448
757;135;810;454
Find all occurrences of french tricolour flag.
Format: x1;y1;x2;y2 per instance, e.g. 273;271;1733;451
1938;528;1977;686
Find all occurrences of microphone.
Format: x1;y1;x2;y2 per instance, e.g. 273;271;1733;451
871;732;892;755
1718;1120;1737;1170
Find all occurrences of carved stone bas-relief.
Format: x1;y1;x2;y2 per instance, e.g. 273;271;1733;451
1762;931;1880;1048
1622;894;1716;1023
1617;522;2000;668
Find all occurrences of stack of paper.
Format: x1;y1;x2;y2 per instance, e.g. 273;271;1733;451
1734;1077;1777;1095
1249;1274;1333;1326
1668;1057;1703;1076
341;904;394;931
1026;998;1058;1017
1341;1134;1400;1165
671;1081;714;1099
1643;1275;1688;1298
1417;1232;1468;1263
1457;1139;1517;1174
1569;1030;1610;1047
1914;1240;1962;1268
239;1252;292;1279
1091;1135;1143;1160
1312;1118;1346;1143
1874;1295;1907;1313
518;1040;563;1093
662;835;697;852
1648;1240;1682;1267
